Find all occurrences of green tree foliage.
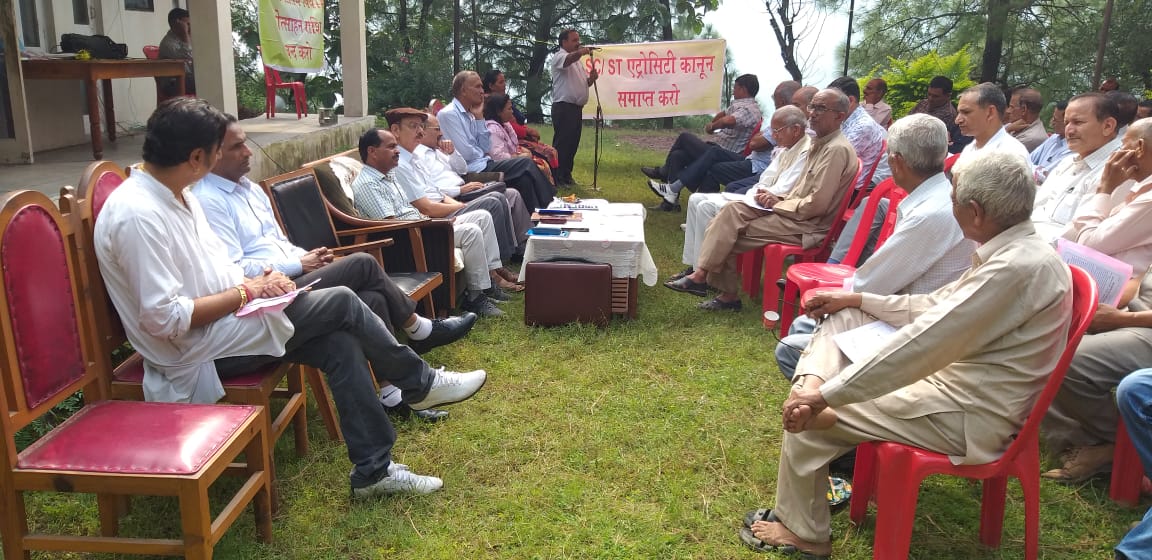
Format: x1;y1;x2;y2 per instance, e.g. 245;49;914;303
858;47;976;120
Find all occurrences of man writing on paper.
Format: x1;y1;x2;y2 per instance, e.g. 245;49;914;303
739;151;1072;557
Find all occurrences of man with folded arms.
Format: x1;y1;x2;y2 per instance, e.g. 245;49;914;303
1030;100;1074;184
673;106;811;282
774;114;976;379
1004;87;1049;152
352;128;510;318
96;98;487;498
419;113;531;251
664;89;857;311
740;151;1072;557
438;71;555;211
193;115;473;422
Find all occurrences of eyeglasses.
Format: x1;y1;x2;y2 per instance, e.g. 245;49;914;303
426;126;441;130
402;121;426;131
807;104;831;115
772;124;795;134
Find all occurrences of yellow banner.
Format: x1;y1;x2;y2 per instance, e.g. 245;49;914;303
259;0;324;73
581;39;726;120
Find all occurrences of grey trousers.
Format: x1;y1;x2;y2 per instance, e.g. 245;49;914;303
295;252;417;330
216;287;436;488
828;196;886;264
1042;327;1152;453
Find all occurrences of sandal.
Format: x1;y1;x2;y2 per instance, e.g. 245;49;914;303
738;509;832;559
495;278;526;292
668;267;695;282
664;276;708;297
698;296;742;311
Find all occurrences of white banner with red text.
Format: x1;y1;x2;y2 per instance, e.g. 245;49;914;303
580;39;726;120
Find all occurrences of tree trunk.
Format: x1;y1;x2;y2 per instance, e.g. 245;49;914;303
525;3;556;123
398;0;410;52
980;0;1011;82
766;1;803;82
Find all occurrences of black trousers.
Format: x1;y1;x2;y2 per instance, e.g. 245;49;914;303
551;101;584;181
485;157;556;212
662;133;712;183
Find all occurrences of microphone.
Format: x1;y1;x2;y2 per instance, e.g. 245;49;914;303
586;46;601;50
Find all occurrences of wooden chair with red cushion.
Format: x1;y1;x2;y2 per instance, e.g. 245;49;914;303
848;265;1098;560
65;160;319;462
264;65;308;119
0;190;273;559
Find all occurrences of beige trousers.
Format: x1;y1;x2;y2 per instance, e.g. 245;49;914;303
695;202;803;293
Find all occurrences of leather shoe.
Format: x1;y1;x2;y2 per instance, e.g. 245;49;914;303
647;200;681;212
407;312;478;354
384;402;450;422
640;166;665;180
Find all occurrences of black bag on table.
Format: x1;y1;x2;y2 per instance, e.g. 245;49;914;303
60;34;128;59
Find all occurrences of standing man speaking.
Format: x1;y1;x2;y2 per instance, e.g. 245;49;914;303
550;29;599;187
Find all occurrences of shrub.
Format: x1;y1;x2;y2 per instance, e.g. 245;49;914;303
859;46;977;121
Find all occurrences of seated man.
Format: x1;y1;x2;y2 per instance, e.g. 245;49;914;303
158;8;195;96
775;114;977;379
1138;100;1152;120
1115;368;1152;558
675;106;811;280
828;76;890;190
1032;92;1122;240
1109;91;1139;135
1030;99;1074;184
861;78;892;128
664;89;857;311
648;78;791;211
419;113;531;251
437;71;555;211
1042;119;1152;482
740;151;1072;557
386;107;523;268
909;75;968;153
952;82;1031;170
1004;87;1049;152
640;74;763;190
94;98;486;498
192;115;476;421
352;128;509;318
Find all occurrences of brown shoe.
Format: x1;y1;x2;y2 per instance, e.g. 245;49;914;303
1041;444;1114;484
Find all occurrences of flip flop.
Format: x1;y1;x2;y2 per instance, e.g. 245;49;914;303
743;507;772;529
496;280;526;293
699;296;742;311
739;526;831;559
668;267;695;282
664;276;708;297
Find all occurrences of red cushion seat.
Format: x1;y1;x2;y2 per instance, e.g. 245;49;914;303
114;352;283;388
17;400;258;475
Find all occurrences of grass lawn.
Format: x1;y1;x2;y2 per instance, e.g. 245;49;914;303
19;125;1147;559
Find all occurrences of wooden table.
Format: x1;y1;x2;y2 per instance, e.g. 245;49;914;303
20;59;186;159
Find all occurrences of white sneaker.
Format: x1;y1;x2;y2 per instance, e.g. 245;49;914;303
352;467;443;499
409;368;487;411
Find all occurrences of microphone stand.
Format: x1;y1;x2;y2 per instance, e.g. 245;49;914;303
588;48;604;192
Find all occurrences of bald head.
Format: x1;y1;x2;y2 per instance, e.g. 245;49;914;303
772;80;801;110
792;86;818;116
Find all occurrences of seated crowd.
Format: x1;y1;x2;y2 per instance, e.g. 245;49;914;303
653;72;1152;558
32;50;1152;558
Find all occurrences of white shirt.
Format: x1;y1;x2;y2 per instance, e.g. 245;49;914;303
395;145;447;203
852;173;976;295
192;173;307;278
954;126;1031;171
1032;135;1122;240
414;143;467;198
550;48;590;106
756;134;812;197
94;169;294;404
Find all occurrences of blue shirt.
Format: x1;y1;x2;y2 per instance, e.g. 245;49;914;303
191;173;306;278
747;120;774;174
1030;134;1074;184
437;98;493;173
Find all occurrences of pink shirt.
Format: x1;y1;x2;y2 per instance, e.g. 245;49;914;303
1065;175;1152;273
484;120;520;160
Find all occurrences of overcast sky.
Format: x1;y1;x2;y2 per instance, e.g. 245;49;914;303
703;0;852;111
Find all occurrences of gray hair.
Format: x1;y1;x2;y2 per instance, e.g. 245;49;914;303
954;151;1035;228
450;71;479;98
773;105;807;128
961;82;1007;116
888;114;948;175
1132;117;1152;142
773;80;801;107
817;88;850;113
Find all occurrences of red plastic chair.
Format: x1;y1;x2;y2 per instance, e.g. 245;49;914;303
264;65;308;119
944;152;961;173
742;119;763;157
777;178;907;333
745;159;863;324
847;265;1098;560
0;191;273;559
142;45;159;59
847;139;887;210
1111;416;1145;506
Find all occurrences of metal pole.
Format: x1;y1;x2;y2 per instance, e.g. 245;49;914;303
1091;0;1114;89
453;0;461;74
842;0;855;76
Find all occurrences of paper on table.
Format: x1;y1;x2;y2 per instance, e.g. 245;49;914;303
1055;239;1132;306
832;320;898;364
236;278;322;317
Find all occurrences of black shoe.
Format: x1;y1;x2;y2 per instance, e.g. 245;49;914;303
483;286;512;301
647;200;681;212
664;276;709;297
407;312;478;354
384;402;450;422
640;166;665;180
